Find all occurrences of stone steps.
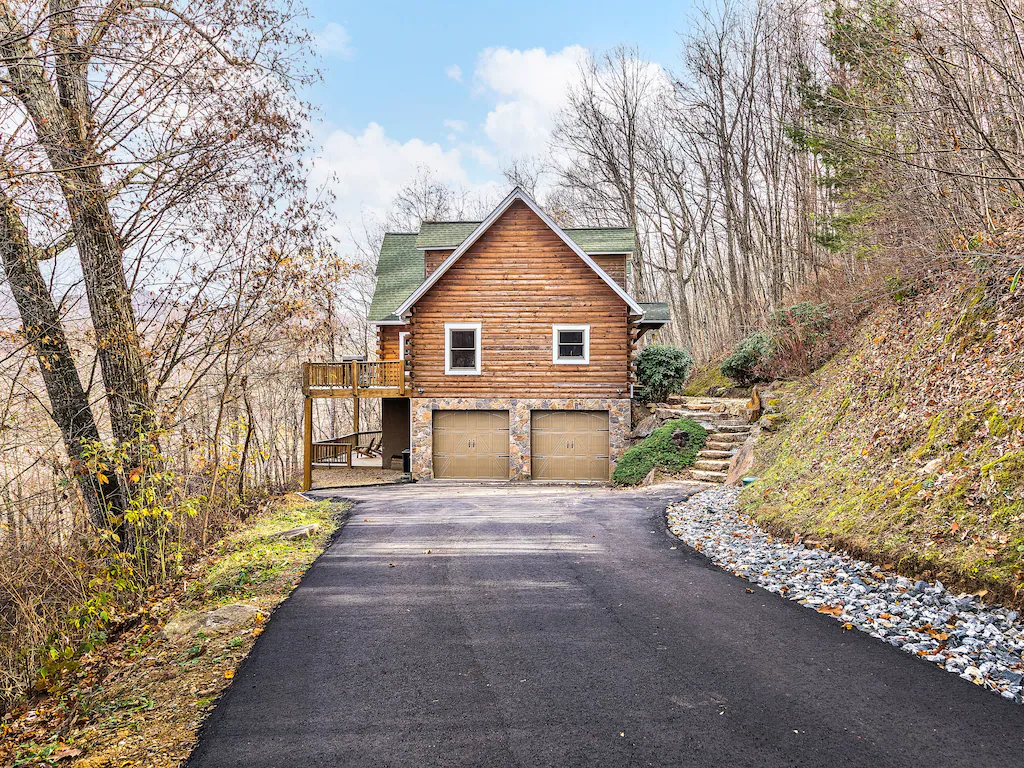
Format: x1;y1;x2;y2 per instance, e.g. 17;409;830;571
694;458;731;472
700;449;736;459
717;424;753;434
685;469;729;483
657;408;733;421
705;435;745;448
642;396;758;485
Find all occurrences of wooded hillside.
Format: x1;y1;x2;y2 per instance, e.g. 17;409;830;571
743;234;1023;603
1;0;1023;736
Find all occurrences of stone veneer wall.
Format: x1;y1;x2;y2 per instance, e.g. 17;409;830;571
410;398;631;481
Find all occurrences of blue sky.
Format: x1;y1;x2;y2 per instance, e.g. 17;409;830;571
302;0;694;243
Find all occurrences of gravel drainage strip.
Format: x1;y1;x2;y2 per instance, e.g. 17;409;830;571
666;488;1024;703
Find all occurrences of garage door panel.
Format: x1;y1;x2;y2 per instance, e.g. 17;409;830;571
432;410;510;480
531;410;609;481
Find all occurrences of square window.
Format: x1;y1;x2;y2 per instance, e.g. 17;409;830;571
445;323;481;375
552;325;590;365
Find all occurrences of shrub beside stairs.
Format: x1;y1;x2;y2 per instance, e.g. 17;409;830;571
651;397;754;484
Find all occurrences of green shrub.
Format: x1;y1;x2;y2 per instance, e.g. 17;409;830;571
720;332;775;386
612;418;707;485
635;345;694;403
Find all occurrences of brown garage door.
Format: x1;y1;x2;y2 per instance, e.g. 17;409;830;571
432;410;510;480
531;410;610;481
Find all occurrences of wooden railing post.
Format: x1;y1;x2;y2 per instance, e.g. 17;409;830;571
302;395;312;491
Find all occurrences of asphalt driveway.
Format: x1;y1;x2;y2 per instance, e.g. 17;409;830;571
187;483;1024;767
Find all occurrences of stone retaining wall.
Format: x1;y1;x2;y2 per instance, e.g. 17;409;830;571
410;398;631;481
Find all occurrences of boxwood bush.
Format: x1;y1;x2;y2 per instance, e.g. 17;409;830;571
612;418;707;485
635;345;694;403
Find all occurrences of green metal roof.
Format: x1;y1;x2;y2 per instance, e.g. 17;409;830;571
638;302;670;323
367;233;423;322
415;222;481;249
414;222;636;253
563;227;636;253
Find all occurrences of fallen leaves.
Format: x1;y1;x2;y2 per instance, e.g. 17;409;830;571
50;745;82;761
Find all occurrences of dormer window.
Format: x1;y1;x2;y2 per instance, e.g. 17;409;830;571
444;322;482;375
552;324;590;364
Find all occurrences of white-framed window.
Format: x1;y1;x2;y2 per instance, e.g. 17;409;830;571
552;324;590;364
398;331;410;361
444;322;482;375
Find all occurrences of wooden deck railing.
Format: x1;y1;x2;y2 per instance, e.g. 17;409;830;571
303;360;406;396
311;439;352;466
311;430;383;467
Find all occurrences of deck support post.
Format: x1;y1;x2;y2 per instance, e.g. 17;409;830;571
303;395;312;491
351;359;360;435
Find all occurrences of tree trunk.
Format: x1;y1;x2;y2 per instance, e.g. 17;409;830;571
0;193;125;531
0;0;156;454
63;164;157;448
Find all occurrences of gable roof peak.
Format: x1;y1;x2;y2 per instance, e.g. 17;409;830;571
393;186;643;318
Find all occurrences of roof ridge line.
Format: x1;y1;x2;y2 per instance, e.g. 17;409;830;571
562;225;633;230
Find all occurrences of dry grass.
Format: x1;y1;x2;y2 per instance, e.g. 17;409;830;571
0;496;345;767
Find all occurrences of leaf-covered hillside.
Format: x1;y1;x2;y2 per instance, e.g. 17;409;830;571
743;260;1024;604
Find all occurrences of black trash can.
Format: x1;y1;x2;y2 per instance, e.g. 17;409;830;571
401;448;411;473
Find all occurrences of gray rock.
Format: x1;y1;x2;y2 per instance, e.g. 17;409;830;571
664;488;1024;708
631;413;660;440
724;436;756;487
269;524;320;541
163;603;260;640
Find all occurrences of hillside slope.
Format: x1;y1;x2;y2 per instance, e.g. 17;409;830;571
742;264;1024;605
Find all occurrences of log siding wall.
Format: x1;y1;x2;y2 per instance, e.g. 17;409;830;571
590;253;627;289
424;249;454;279
376;324;408;360
408;200;631;399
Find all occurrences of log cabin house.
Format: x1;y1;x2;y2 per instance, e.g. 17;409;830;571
301;186;669;487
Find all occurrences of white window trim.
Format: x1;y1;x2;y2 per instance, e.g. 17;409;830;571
398;331;410;361
444;322;482;375
552;324;590;365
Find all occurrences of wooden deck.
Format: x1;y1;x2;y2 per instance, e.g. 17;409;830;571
311;431;384;468
302;360;407;398
302;362;405;490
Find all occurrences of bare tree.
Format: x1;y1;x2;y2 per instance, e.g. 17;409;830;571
0;0;312;531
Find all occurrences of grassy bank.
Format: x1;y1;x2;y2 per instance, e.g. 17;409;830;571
1;497;345;767
741;270;1024;605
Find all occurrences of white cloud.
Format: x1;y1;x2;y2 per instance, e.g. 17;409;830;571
473;45;589;157
317;22;354;59
466;144;498;169
309;123;502;250
445;64;463;82
443;119;467;133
